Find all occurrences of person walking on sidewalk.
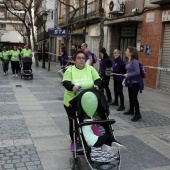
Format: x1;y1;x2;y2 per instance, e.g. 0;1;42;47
123;46;144;122
62;50;102;151
10;46;21;77
2;46;10;75
81;43;93;66
110;49;125;111
99;47;112;103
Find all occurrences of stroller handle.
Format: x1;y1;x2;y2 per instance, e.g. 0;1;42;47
78;119;116;128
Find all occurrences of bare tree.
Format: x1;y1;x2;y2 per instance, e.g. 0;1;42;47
58;0;79;53
0;0;39;66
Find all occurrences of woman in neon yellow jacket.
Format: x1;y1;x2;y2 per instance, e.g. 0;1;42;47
10;46;21;77
2;46;10;75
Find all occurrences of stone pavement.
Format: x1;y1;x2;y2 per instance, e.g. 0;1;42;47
0;61;170;170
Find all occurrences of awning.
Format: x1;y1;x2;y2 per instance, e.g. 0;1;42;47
104;16;143;26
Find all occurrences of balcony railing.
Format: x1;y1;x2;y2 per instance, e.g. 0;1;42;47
58;1;101;27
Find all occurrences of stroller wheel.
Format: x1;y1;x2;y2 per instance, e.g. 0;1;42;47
30;75;33;80
76;157;81;169
70;158;76;170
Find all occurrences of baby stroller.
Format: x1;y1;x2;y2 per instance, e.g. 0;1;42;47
21;57;33;80
69;88;121;170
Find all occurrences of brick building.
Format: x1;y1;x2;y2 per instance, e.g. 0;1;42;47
105;0;170;89
55;0;170;89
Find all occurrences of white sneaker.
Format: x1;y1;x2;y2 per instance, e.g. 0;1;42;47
13;74;15;77
15;74;18;77
4;72;6;75
111;142;127;152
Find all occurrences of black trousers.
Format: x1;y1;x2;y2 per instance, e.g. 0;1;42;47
3;60;9;73
11;61;19;74
64;105;77;142
93;133;117;147
114;80;124;106
101;75;112;101
128;83;140;115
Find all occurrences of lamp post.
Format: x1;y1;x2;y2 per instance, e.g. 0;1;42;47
27;22;31;48
83;0;87;43
42;11;48;68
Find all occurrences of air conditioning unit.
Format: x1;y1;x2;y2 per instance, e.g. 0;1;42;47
109;0;125;14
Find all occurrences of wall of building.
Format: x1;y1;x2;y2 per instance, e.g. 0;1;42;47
140;10;163;88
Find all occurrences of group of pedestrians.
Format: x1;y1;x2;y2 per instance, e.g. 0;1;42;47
62;43;144;151
0;44;32;77
99;46;143;122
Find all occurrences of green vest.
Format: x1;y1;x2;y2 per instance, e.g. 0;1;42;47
63;65;100;106
0;52;3;58
11;50;20;62
2;51;9;60
21;49;32;57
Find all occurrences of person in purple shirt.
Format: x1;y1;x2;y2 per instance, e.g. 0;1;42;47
110;49;125;111
123;46;144;122
71;44;77;59
99;48;112;103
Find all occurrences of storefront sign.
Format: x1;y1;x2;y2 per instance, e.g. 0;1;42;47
162;11;170;22
48;29;67;35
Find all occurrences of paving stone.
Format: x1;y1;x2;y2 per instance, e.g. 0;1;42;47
0;94;16;102
117;135;170;170
0;81;10;86
41;102;65;114
0;87;13;93
4;164;13;169
157;133;170;143
0;119;30;140
24;80;51;86
33;93;63;101
116;111;170;128
53;116;69;135
0;145;43;170
28;87;56;93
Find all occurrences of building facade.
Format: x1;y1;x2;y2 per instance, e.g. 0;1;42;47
0;0;25;49
34;0;57;61
105;0;170;89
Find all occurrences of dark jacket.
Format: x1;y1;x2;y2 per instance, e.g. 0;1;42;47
61;54;69;66
125;59;144;93
112;56;125;81
99;54;112;75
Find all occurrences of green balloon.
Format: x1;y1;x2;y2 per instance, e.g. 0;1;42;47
81;92;98;117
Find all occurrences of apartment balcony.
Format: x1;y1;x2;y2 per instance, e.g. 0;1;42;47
58;1;102;29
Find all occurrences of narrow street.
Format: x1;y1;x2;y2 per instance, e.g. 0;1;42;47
0;61;170;170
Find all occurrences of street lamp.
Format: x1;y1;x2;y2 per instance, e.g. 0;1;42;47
27;22;32;48
42;11;48;68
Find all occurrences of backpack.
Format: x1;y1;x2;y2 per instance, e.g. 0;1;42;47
139;63;146;78
92;53;97;64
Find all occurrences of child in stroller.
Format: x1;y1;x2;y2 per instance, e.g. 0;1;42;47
21;57;33;80
69;88;127;170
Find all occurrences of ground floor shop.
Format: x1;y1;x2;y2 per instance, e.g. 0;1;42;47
105;11;170;90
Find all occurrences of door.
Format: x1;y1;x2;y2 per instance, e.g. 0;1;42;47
159;23;170;89
119;27;136;61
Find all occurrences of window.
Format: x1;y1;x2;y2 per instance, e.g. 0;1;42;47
0;24;6;30
51;10;53;20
